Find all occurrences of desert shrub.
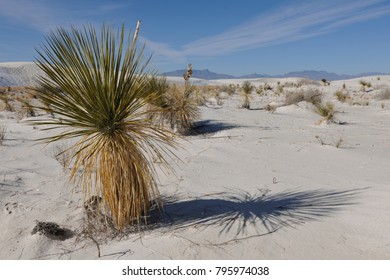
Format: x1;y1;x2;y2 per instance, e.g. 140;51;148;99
256;86;264;95
334;90;349;103
242;81;254;94
359;80;372;91
225;84;236;96
163;83;200;132
31;22;177;231
241;81;253;109
313;101;336;124
285;88;322;105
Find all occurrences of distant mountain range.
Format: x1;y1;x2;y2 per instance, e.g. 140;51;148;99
162;69;388;81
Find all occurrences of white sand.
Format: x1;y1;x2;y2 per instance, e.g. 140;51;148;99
1;63;389;259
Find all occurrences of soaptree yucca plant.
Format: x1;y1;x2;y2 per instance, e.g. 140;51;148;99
31;22;177;231
163;82;200;133
241;81;253;109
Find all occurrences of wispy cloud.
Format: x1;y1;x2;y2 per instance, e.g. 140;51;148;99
145;0;390;62
0;0;64;31
0;0;131;32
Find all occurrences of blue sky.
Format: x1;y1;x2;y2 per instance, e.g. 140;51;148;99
0;0;390;75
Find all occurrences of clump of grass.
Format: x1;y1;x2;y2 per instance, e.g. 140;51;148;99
0;125;7;145
285;88;322;106
220;84;235;96
241;81;253;109
163;83;200;133
0;95;14;112
334;90;349;103
313;101;336;124
31;22;177;231
359;80;372;91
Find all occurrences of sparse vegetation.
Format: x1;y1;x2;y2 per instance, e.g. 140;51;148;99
334;90;349;103
0;95;14;111
285;88;322;106
333;136;344;149
313;101;336;124
0;125;6;145
359;80;372;91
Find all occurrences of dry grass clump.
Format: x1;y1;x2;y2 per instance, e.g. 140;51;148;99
0;95;14;111
145;76;200;132
163;83;200;132
313;101;336;124
359;80;372;91
31;22;177;231
285;88;322;105
0;124;6;145
334;90;349;103
223;84;236;96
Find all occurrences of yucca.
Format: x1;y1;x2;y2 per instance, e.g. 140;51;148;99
163;82;200;132
31;22;176;231
241;81;253;109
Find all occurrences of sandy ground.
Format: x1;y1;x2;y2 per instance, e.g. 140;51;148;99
0;64;389;259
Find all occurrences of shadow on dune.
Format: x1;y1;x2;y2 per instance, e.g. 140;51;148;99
147;188;365;236
185;120;239;136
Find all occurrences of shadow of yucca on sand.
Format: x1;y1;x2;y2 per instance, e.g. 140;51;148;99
146;188;366;236
185;120;239;136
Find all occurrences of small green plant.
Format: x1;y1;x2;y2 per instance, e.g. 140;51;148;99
381;102;385;109
342;83;346;90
